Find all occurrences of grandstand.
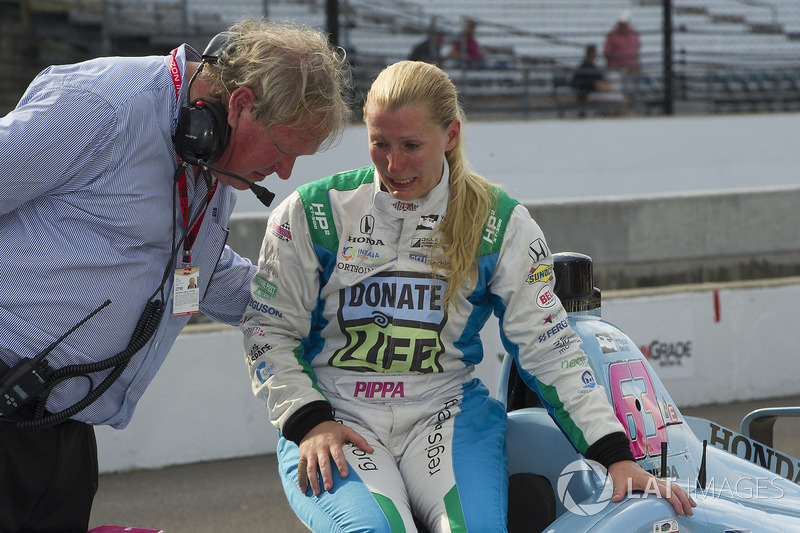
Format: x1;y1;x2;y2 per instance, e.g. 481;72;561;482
2;0;800;118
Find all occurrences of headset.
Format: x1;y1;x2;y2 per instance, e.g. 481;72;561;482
173;32;238;165
172;32;275;207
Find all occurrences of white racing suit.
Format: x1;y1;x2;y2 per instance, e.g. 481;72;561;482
242;165;630;532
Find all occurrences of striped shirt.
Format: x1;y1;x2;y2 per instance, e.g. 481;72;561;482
0;44;256;428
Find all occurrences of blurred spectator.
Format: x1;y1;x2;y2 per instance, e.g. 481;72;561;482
409;29;445;66
603;10;641;98
448;18;485;68
572;45;625;104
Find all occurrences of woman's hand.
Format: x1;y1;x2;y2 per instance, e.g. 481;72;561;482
297;420;374;496
608;460;697;516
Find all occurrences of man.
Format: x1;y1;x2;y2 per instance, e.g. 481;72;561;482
408;29;445;66
0;18;351;532
572;44;625;115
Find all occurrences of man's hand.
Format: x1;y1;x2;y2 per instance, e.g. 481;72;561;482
608;460;697;516
297;420;374;496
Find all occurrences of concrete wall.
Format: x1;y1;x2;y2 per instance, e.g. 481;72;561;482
526;186;800;289
228;184;800;290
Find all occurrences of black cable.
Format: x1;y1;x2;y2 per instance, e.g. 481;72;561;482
19;300;164;431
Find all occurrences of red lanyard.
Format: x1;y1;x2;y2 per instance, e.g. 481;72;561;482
170;47;218;264
169;48;183;101
177;174;217;264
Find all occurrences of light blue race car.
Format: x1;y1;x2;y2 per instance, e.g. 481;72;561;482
499;252;800;533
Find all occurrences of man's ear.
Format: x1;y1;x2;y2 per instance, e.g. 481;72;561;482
226;86;256;128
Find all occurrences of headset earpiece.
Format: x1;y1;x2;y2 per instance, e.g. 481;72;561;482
174;98;230;165
173;31;238;165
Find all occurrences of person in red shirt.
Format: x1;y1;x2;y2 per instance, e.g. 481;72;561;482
603;10;641;100
448;18;485;68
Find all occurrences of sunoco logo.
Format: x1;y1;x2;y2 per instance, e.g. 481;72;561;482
556;459;614;516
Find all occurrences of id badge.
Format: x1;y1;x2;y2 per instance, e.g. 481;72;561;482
174;266;200;316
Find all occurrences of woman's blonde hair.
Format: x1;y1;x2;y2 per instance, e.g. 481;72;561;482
203;19;353;149
363;60;496;309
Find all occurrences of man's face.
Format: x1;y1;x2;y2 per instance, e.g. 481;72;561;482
213;89;325;189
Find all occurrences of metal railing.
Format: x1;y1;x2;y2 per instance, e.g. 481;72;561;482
3;0;800;119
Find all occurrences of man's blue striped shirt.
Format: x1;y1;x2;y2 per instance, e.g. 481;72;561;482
0;44;256;428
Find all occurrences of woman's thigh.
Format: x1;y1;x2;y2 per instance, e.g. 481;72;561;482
277;436;417;533
399;392;509;533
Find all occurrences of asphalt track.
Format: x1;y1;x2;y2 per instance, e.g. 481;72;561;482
88;395;800;532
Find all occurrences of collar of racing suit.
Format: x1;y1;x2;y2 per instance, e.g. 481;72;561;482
370;158;451;221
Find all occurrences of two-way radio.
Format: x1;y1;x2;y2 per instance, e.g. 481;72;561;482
0;300;110;419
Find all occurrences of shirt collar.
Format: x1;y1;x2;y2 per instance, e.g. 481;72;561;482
371;158;451;220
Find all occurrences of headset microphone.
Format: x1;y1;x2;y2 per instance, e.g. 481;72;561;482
198;160;276;207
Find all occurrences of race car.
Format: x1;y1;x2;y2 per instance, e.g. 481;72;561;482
499;251;800;533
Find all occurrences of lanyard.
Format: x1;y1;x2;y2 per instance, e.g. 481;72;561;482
169;48;183;101
170;47;218;264
177;173;217;264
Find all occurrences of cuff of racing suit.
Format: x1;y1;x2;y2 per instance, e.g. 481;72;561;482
282;400;336;445
585;431;635;469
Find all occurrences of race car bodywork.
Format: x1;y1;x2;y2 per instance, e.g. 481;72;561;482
498;252;800;532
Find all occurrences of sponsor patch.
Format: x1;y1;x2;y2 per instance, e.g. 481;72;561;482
528;238;549;263
416;214;440;230
254;276;277;300
256;361;274;384
360;215;375;235
309;202;330;235
526;264;554;285
537;285;556;308
411;237;439;248
577;370;596;393
353;381;405;398
652;519;679;533
539;318;568;343
331;271;446;373
268;220;292;241
392;200;419;212
482;210;503;245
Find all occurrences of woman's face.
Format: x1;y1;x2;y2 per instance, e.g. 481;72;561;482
366;103;460;201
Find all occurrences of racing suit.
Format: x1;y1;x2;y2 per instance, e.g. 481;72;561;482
242;164;631;532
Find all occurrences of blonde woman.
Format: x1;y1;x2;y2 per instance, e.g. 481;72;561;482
242;60;694;532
